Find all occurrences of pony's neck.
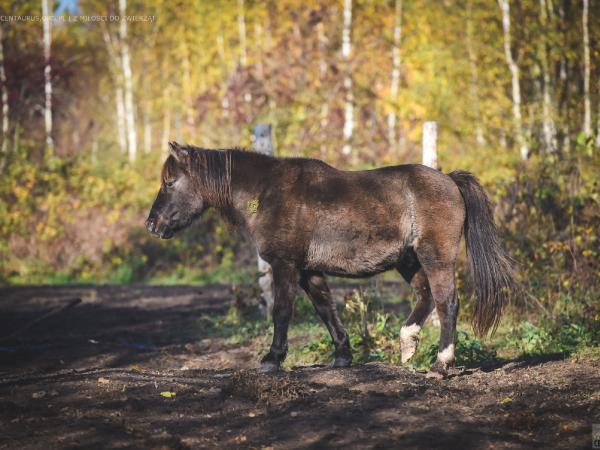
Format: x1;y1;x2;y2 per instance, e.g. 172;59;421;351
218;150;277;227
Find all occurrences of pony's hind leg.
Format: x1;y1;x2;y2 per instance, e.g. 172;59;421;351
398;263;435;363
299;271;352;367
421;265;459;377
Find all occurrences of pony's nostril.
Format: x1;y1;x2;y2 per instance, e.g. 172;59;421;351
145;219;155;232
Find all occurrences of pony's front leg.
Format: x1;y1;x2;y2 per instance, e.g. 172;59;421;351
260;260;298;372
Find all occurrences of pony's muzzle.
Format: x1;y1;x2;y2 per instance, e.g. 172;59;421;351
145;216;174;239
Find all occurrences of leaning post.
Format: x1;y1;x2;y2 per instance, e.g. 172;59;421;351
252;124;275;315
422;121;441;327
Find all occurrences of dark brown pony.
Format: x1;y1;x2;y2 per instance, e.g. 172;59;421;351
146;143;514;376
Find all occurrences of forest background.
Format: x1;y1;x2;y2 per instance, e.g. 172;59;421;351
0;0;598;363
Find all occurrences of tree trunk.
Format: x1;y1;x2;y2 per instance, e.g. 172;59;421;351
119;0;137;162
182;44;194;135
558;1;570;154
466;0;485;147
143;107;152;154
161;101;171;157
101;26;127;156
216;32;230;119
0;25;9;156
115;85;127;154
317;20;329;158
582;0;591;138
387;0;402;154
539;0;557;153
341;0;354;161
498;0;528;160
238;0;247;67
254;22;264;80
42;0;53;155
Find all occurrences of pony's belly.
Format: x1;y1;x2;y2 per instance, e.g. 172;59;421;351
305;240;401;276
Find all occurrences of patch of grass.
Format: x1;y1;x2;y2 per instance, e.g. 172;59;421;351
195;286;599;371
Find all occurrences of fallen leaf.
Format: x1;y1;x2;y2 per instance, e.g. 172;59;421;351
98;377;110;385
32;391;46;399
500;396;513;404
160;391;176;398
130;365;142;373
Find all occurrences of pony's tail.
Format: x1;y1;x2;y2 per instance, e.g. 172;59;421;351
449;170;515;336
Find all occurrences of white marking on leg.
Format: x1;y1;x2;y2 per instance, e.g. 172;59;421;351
400;323;421;340
400;323;421;363
437;344;455;364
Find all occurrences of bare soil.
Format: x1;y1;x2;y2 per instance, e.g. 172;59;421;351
0;285;598;449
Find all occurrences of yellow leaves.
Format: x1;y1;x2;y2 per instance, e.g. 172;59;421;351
160;391;176;398
107;210;121;225
499;396;513;404
13;186;29;201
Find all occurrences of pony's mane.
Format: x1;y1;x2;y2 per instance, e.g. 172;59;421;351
161;146;274;207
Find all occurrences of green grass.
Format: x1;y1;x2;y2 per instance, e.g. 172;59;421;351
196;287;600;370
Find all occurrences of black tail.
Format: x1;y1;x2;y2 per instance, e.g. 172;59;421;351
449;170;515;336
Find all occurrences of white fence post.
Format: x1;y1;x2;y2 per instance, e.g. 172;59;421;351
252;124;275;315
422;121;438;169
422;121;441;326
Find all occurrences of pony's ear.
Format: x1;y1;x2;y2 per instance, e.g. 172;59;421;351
168;141;190;165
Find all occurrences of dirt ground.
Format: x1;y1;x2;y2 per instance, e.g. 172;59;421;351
0;285;598;449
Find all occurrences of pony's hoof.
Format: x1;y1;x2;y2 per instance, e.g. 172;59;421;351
426;360;450;379
259;361;280;373
332;356;352;368
425;369;446;380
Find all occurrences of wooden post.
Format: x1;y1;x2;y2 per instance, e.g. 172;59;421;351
422;121;440;327
252;124;274;315
422;121;438;168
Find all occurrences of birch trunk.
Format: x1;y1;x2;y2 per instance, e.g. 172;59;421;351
216;33;230;119
238;0;247;67
539;0;557;153
558;2;570;153
582;0;591;138
119;0;137;162
498;0;528;160
115;85;127;154
143;107;151;154
101;27;127;155
387;0;402;153
341;0;354;161
161;83;171;157
0;25;9;155
254;23;264;80
466;0;485;146
42;0;53;155
317;20;329;158
182;44;194;135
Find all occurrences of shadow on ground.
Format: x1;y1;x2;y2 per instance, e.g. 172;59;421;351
0;285;598;449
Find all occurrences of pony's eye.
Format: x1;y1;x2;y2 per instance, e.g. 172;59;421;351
165;180;175;188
